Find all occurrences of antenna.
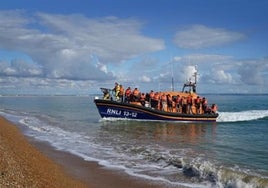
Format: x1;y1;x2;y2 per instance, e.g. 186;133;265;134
171;59;174;91
193;65;198;93
193;65;198;84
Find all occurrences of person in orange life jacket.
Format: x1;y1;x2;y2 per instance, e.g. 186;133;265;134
118;84;124;102
195;96;201;114
140;93;146;106
181;96;187;113
187;95;193;114
211;104;218;113
145;93;150;103
202;97;208;114
149;90;154;98
160;93;167;111
175;95;182;113
124;87;131;103
204;105;212;114
167;94;173;112
153;92;160;110
132;88;141;102
149;90;155;107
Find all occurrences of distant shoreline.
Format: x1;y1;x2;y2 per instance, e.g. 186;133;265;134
1;93;268;97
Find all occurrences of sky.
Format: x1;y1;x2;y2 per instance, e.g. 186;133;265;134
0;0;268;95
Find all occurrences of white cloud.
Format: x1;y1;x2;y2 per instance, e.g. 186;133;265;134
0;59;43;77
158;54;268;93
173;54;232;64
36;13;165;63
0;10;165;94
179;65;197;82
139;75;151;82
0;11;165;80
198;57;268;90
171;54;233;83
237;59;268;85
207;69;233;84
96;62;108;74
173;25;245;49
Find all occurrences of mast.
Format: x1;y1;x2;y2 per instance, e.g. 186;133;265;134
193;65;198;92
171;77;174;91
194;65;198;85
171;58;174;91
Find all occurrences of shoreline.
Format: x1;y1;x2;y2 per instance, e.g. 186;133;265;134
0;116;162;188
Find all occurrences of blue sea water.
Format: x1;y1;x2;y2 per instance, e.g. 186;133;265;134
0;94;268;188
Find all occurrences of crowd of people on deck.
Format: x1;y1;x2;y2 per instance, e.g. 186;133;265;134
103;82;217;114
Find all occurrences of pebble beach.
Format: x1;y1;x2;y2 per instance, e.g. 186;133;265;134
0;116;87;187
0;116;160;188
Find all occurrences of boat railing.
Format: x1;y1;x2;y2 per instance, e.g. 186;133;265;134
182;81;196;93
100;87;118;101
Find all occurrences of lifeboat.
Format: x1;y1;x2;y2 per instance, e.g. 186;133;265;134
94;68;218;122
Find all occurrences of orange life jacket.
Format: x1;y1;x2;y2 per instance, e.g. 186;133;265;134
125;88;131;96
212;104;218;112
140;94;145;101
133;89;140;96
153;93;160;100
149;92;154;99
182;97;187;105
195;97;201;104
161;94;167;102
119;86;124;96
175;96;181;104
187;96;192;104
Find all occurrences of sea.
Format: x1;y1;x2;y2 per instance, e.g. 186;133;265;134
0;94;268;188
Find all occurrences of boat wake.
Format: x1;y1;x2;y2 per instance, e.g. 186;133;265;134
217;110;268;122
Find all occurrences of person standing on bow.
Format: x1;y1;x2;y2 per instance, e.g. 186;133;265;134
118;84;124;102
113;82;120;101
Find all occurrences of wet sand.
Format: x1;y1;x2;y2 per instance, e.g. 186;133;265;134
0;116;161;188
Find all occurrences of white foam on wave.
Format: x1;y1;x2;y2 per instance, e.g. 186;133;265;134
215;166;268;188
125;169;209;188
0;110;27;123
16;115;108;156
217;110;268;122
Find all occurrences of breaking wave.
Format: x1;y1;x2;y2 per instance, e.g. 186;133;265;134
143;153;268;188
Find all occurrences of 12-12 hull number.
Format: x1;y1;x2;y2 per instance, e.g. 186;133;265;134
106;108;137;118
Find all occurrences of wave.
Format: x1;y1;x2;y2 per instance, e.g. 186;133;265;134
185;160;268;188
146;154;268;188
217;110;268;122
